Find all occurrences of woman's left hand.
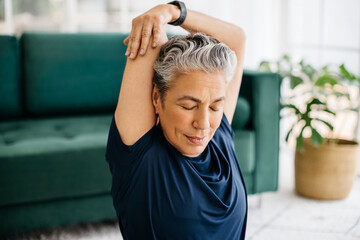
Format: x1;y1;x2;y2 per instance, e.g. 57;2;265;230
123;4;180;59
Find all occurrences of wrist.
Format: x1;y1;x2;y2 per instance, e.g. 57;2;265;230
167;4;181;23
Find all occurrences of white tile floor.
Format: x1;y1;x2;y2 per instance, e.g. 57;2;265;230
246;146;360;240
5;146;360;240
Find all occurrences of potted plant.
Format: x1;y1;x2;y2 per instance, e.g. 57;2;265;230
259;55;360;200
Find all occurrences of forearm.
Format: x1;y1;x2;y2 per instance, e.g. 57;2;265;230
167;5;245;53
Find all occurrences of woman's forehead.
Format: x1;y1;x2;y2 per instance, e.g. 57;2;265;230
168;83;226;104
169;70;226;91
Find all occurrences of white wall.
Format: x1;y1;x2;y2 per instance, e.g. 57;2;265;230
282;0;360;75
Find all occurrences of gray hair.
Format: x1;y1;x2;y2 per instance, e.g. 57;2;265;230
153;32;237;101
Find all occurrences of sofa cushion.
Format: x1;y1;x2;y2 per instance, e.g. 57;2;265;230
231;97;250;130
0;114;113;207
0;35;22;120
233;129;255;173
20;33;127;117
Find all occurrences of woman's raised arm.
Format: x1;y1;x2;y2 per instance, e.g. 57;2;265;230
125;3;246;124
114;5;172;145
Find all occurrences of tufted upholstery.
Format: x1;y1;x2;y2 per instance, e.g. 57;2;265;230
0;114;113;207
0;115;112;156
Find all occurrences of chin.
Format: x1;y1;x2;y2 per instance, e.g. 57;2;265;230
182;146;206;157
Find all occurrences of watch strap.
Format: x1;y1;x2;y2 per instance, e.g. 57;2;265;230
167;1;187;26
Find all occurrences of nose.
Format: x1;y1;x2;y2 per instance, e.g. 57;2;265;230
193;108;210;130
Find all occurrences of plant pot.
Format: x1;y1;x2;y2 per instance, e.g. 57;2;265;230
295;138;359;200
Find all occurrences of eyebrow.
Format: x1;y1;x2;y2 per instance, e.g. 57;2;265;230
176;95;225;104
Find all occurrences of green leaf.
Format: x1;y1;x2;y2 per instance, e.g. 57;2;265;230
315;74;339;87
281;104;302;115
300;61;316;79
322;65;329;72
311;128;324;146
296;124;307;150
311;118;334;131
285;128;293;143
349;107;359;112
296;135;304;150
285;121;301;142
333;91;351;101
259;61;271;72
322;108;336;115
283;55;291;62
305;98;326;115
308;98;325;105
340;64;356;81
290;75;304;89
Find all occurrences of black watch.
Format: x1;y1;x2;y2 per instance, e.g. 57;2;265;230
167;1;187;26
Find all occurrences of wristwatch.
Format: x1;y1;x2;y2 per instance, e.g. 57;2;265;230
167;1;187;26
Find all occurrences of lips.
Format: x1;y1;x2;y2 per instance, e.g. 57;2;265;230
185;135;206;145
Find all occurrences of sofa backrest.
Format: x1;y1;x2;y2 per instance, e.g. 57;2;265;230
0;32;253;128
20;33;127;118
0;35;22;120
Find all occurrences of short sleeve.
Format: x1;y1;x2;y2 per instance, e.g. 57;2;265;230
105;114;156;169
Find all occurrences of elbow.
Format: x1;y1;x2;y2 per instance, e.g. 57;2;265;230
237;27;246;40
232;27;246;55
236;27;246;45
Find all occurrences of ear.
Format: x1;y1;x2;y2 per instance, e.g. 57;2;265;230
152;85;160;114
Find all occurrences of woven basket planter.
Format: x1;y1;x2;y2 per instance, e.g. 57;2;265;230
295;138;359;200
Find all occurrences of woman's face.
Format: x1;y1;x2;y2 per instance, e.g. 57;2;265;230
153;70;226;157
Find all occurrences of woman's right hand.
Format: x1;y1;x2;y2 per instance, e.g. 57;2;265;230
124;4;180;59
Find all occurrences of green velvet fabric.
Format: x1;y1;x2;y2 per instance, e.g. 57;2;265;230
0;194;116;237
233;129;255;173
21;33;126;117
242;172;253;195
0;115;113;206
231;97;250;130
240;70;281;193
0;35;22;120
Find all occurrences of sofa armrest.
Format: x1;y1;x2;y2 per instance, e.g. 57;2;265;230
240;70;281;193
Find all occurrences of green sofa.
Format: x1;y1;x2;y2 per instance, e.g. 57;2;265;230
0;32;281;237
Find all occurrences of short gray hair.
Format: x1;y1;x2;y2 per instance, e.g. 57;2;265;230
153;32;237;101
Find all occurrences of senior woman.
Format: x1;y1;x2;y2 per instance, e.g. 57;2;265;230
105;1;246;239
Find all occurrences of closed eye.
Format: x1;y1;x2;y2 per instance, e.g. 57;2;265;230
182;106;196;110
210;107;220;112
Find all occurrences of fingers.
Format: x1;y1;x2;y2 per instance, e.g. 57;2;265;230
123;36;129;46
125;15;165;59
125;21;142;59
152;24;161;48
128;36;140;59
138;20;153;56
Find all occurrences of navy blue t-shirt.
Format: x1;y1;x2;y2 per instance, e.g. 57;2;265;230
105;113;248;240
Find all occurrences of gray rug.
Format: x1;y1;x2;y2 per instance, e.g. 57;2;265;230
3;219;123;240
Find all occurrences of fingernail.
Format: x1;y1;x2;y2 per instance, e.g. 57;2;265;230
153;42;157;47
140;49;144;55
125;50;129;56
129;53;134;59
